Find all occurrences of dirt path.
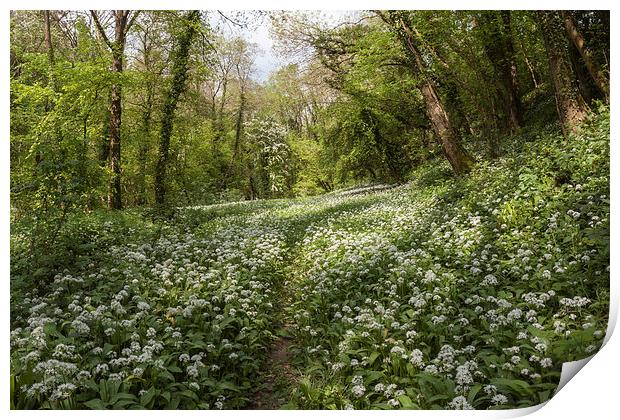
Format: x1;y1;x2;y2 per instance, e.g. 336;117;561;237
248;224;308;409
248;329;296;409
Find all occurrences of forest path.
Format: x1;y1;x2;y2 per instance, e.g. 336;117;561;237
247;326;296;409
248;224;305;409
246;197;383;409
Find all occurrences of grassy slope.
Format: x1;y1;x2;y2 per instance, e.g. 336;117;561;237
10;107;609;409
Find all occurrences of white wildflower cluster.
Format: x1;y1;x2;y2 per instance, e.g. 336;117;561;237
447;395;474;410
284;177;607;410
10;145;609;409
10;206;291;409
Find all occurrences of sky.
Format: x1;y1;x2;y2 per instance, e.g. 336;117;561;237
242;20;277;82
216;11;356;82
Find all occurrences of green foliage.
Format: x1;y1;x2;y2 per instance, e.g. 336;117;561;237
9;9;610;410
10;106;609;410
285;107;609;409
246;118;294;198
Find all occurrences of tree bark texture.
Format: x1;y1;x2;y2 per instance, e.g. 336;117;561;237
91;10;137;209
478;11;522;133
537;11;588;136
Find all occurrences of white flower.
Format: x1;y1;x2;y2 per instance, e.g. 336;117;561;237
351;384;366;398
410;349;424;366
484;384;497;395
540;358;553;368
137;301;150;311
491;394;508;405
71;320;90;335
455;364;473;385
482;274;498;286
447;395;474;410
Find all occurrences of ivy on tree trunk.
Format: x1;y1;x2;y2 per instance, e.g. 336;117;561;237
154;10;201;206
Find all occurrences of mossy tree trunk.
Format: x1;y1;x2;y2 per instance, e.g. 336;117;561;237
537;11;588;136
154;10;201;206
560;11;609;102
91;10;139;209
478;11;523;133
380;12;475;174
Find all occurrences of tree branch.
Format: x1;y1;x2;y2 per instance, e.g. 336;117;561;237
90;11;112;50
125;10;140;36
217;11;245;28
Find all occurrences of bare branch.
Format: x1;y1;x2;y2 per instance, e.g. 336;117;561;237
90;10;112;50
125;10;140;36
217;11;245;28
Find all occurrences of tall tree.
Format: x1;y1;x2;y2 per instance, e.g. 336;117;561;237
135;14;158;205
560;11;609;102
91;10;139;209
154;10;201;206
537;11;588;135
43;11;55;69
230;39;254;173
477;11;523;133
37;10;56;166
378;11;475;174
500;11;523;129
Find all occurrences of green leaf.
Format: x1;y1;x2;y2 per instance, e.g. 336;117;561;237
110;392;136;405
113;399;136;409
468;384;482;404
367;351;381;367
84;379;99;393
167;364;183;373
166;396;180;409
83;399;106;410
158;370;176;382
365;370;384;383
140;387;158;407
397;394;419;409
492;378;534;397
217;381;241;392
179;389;198;401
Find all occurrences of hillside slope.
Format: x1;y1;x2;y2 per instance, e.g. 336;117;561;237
10;108;610;409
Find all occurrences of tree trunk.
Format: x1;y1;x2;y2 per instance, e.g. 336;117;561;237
537;11;588;135
378;12;475;174
519;38;541;89
109;48;123;210
568;40;599;104
137;85;153;206
400;19;474;174
43;11;55;70
214;77;228;142
91;10;135;209
136;26;154;206
230;88;245;172
419;81;475;174
478;11;522;133
37;10;55;166
500;11;523;129
560;11;609;102
154;10;200;206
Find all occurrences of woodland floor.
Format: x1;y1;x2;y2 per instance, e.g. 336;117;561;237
10;114;610;409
